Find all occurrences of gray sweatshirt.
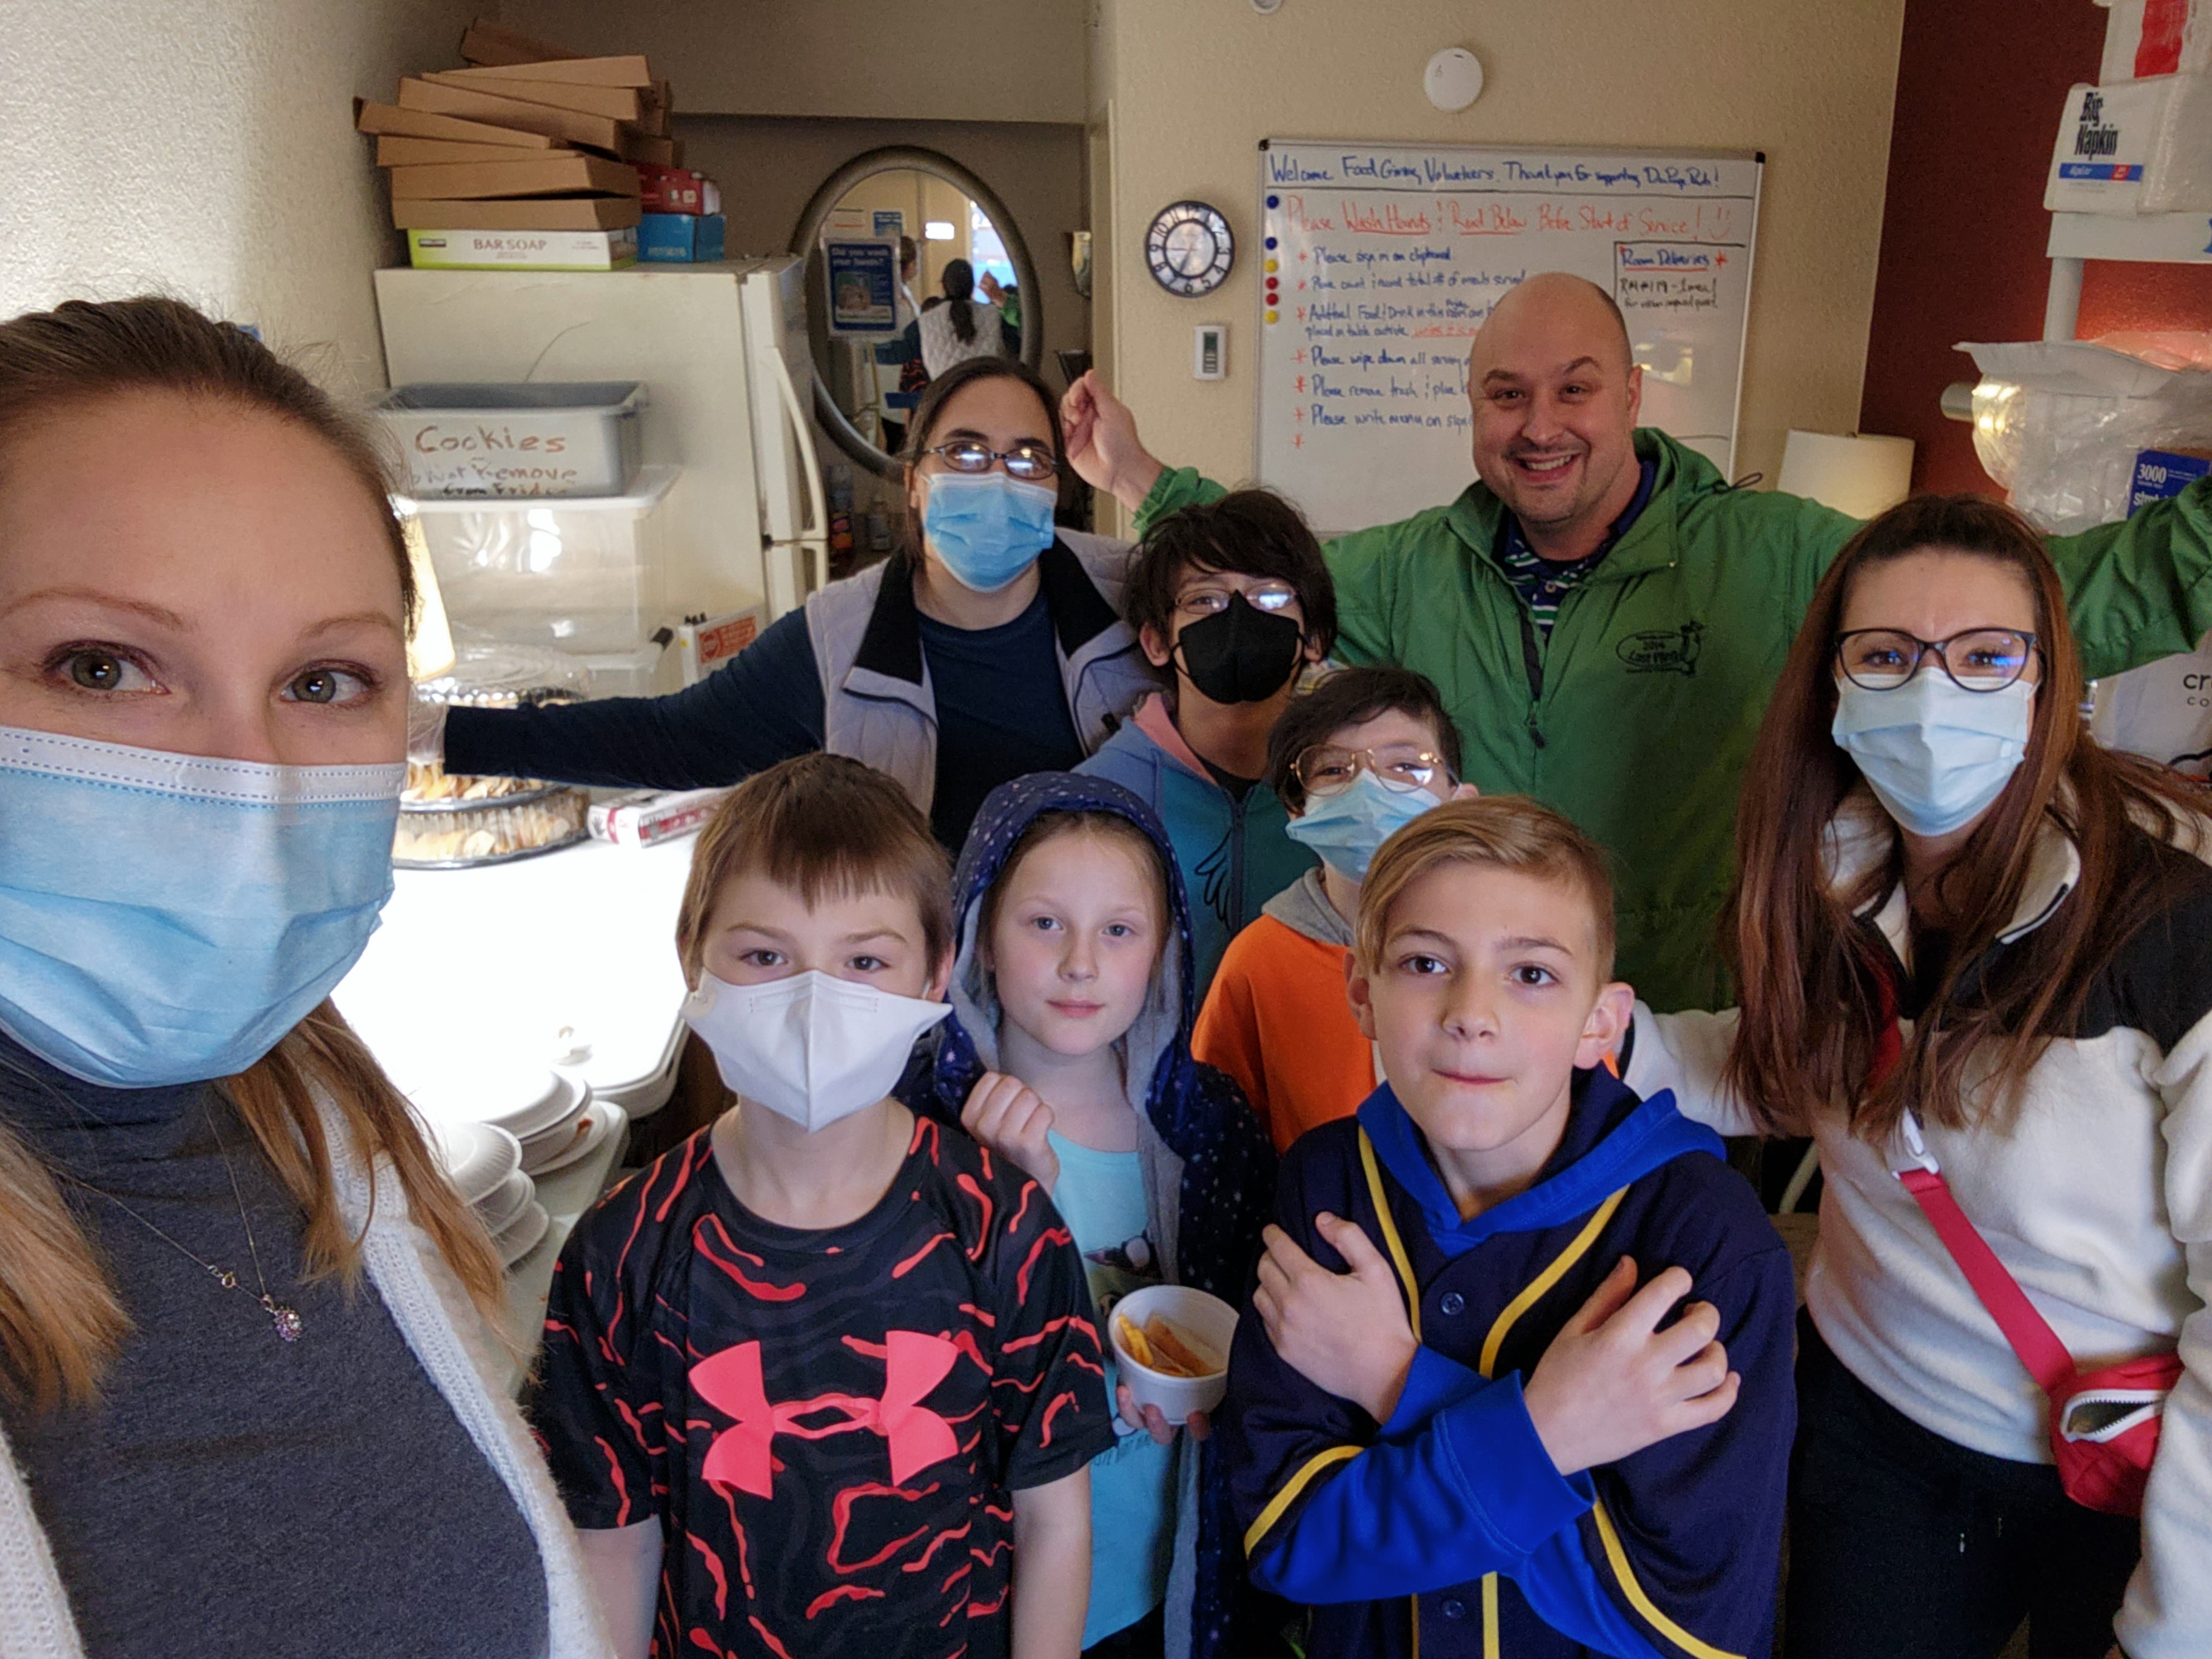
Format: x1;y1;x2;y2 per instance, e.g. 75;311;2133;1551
0;1036;548;1659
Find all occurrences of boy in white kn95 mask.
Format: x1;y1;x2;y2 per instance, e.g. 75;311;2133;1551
531;754;1111;1659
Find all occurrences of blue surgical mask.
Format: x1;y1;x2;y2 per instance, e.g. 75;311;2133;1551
922;472;1057;593
1285;771;1443;882
0;726;404;1088
1832;673;2034;837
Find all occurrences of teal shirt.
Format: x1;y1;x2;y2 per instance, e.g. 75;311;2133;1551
1047;1131;1177;1645
1077;719;1316;997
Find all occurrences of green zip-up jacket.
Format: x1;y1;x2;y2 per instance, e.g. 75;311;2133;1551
1138;428;2212;1011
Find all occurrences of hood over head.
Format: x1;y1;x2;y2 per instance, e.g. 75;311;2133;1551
941;771;1194;1118
922;773;1278;1319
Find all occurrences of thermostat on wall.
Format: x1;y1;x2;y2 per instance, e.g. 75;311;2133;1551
1193;324;1227;380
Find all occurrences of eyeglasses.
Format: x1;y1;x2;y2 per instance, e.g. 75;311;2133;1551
1834;628;2040;693
923;439;1060;481
1176;581;1300;619
1293;744;1456;798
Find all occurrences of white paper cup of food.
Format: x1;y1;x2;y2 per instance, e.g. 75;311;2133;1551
1109;1283;1239;1421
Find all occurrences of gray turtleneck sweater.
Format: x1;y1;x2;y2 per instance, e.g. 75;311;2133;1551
0;1036;546;1658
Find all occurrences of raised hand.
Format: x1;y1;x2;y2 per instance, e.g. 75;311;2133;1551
1057;370;1166;509
959;1070;1060;1194
1253;1212;1419;1423
1521;1258;1738;1476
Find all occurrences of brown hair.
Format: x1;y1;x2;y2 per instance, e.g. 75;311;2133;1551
676;754;954;982
976;809;1171;954
0;297;489;1411
899;356;1065;566
1124;489;1339;666
1267;665;1462;814
1723;493;2206;1141
1355;796;1618;979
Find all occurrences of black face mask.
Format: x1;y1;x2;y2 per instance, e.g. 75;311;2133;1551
1173;593;1305;705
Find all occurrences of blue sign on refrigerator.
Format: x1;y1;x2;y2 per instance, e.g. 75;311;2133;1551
825;241;899;337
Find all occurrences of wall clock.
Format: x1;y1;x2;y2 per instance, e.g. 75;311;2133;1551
1145;200;1235;297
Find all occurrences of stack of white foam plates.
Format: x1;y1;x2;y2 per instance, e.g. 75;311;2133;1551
527;1098;625;1178
423;1118;548;1269
426;1119;525;1210
411;1062;582;1143
492;1197;551;1267
477;1167;535;1236
513;1075;599;1175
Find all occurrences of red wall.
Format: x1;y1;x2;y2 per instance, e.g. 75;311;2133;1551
1858;0;2212;496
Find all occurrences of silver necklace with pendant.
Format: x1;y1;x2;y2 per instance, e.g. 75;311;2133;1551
58;1101;304;1344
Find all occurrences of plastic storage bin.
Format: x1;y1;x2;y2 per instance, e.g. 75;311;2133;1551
407;466;735;657
374;381;646;498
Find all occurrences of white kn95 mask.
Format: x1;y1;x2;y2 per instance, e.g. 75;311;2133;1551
682;970;950;1133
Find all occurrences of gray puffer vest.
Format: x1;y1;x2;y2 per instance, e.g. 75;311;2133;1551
802;532;1157;815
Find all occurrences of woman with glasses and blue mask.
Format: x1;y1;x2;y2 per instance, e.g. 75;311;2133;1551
436;356;1151;851
1623;495;2212;1659
0;298;606;1659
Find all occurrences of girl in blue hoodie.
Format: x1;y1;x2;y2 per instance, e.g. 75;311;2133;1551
918;773;1278;1659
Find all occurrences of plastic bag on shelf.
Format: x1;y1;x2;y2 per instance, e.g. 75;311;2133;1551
1959;337;2212;533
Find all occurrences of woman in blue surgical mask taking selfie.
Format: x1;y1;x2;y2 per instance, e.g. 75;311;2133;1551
428;356;1155;850
1626;495;2212;1659
0;298;604;1659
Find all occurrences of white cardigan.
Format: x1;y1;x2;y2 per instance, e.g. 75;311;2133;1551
1629;804;2212;1659
0;1101;612;1659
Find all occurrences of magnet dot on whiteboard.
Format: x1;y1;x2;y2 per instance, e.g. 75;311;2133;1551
1265;310;1279;324
1265;258;1278;273
1424;47;1484;112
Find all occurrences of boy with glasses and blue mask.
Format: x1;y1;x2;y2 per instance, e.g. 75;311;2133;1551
1195;668;1470;1151
1079;490;1338;994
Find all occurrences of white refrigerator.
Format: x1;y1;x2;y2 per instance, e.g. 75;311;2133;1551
372;257;830;622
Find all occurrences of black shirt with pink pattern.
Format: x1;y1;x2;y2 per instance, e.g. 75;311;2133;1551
532;1114;1113;1659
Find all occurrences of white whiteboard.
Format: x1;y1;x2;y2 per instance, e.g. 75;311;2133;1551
1255;140;1763;534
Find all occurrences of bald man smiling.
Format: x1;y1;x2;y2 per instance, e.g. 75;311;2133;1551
1063;272;2212;1010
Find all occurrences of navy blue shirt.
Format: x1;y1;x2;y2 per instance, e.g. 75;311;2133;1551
445;586;1085;848
1222;1068;1794;1659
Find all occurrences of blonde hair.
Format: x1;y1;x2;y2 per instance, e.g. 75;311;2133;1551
675;754;954;985
1355;796;1617;977
977;809;1170;951
0;298;498;1412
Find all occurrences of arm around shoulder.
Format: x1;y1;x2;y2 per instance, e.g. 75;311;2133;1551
1624;1004;1761;1136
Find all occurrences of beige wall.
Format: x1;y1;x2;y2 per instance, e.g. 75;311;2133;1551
0;0;480;392
1092;0;1906;499
499;0;1087;124
676;114;1088;389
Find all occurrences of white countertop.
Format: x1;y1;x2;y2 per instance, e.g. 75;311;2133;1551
335;833;697;1117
